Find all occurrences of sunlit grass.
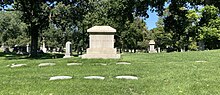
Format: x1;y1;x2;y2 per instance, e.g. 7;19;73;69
1;50;220;94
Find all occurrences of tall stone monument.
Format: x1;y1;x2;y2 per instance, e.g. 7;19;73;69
63;41;72;58
42;41;47;53
149;40;157;53
82;26;120;59
26;44;30;53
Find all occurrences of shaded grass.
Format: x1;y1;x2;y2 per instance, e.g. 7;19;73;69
1;50;220;94
0;52;65;60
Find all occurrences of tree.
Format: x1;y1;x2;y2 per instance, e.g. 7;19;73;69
11;0;51;57
1;0;219;55
0;11;29;47
197;5;220;49
1;0;91;57
162;0;220;51
50;2;73;49
42;24;63;49
121;17;146;53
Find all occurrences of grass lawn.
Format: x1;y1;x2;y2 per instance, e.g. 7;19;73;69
1;50;220;95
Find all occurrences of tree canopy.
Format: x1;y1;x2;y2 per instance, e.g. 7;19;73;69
0;0;220;55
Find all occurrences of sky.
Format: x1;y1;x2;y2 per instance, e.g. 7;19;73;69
145;10;159;30
145;2;171;30
144;3;204;30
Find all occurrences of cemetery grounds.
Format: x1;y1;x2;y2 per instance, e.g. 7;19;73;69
0;50;220;95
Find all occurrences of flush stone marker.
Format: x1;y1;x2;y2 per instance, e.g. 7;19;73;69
49;76;72;80
84;76;105;80
82;26;120;59
38;63;56;67
115;76;138;80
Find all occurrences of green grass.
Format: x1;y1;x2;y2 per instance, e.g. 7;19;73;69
1;50;220;95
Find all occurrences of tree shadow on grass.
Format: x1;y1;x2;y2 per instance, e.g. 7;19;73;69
0;52;65;60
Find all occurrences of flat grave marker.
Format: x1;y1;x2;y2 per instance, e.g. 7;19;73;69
84;76;105;80
115;76;138;80
49;76;72;81
38;63;56;67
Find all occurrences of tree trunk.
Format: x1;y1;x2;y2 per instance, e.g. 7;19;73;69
62;26;67;47
30;27;39;57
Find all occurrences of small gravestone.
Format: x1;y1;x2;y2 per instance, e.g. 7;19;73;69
63;41;72;58
157;47;161;53
149;40;157;53
49;76;72;81
52;48;56;53
181;48;185;52
115;76;138;80
67;63;82;66
84;76;105;80
26;44;30;53
42;41;47;53
8;64;27;68
38;63;56;67
116;62;131;65
82;26;120;59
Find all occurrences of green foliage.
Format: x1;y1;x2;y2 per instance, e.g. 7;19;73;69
121;17;147;52
43;1;90;52
161;4;220;51
42;24;62;48
49;2;74;47
196;5;220;49
0;11;29;47
5;0;90;56
188;41;198;51
1;0;220;53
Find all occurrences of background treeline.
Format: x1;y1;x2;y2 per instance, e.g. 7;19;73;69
0;0;219;56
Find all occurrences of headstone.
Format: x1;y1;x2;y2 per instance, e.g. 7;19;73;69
157;47;161;53
40;45;43;51
42;42;47;53
181;48;185;52
48;48;51;52
84;76;105;80
38;63;56;67
63;41;72;58
149;40;157;53
115;76;138;80
26;44;30;53
82;26;120;59
49;76;72;80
